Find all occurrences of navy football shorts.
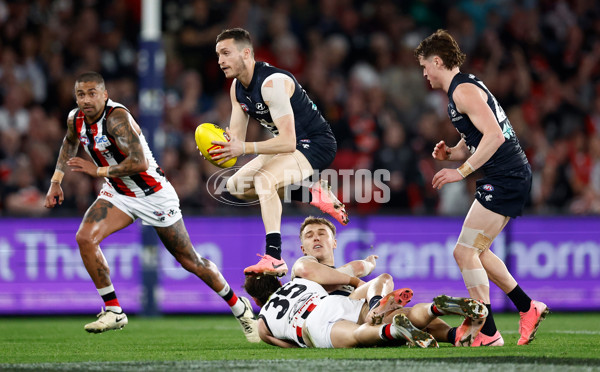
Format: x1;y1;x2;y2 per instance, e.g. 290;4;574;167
296;139;337;171
474;164;532;218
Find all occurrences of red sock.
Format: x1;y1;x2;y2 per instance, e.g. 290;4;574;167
105;298;121;308
380;324;394;340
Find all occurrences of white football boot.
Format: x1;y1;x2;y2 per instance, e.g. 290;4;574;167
391;314;438;348
237;297;260;343
84;308;128;333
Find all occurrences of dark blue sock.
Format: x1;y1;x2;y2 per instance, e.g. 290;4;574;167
507;285;532;313
369;295;383;309
480;304;497;336
447;327;457;344
265;233;282;260
289;186;312;203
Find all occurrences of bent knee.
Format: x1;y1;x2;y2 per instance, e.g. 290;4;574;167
75;230;100;249
227;174;255;196
176;253;208;273
226;176;239;195
377;273;393;282
253;173;278;195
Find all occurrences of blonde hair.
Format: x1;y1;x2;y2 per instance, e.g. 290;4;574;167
299;216;336;240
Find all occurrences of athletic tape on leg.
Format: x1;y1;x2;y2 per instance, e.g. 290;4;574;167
461;268;489;289
457;227;492;253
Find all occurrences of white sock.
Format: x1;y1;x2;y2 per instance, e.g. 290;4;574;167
231;299;246;318
97;285;115;296
97;285;122;313
427;303;437;317
218;283;246;317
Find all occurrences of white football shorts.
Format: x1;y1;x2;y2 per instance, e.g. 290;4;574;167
97;181;182;227
304;296;365;348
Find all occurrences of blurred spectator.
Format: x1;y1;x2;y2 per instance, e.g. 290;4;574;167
0;83;29;134
373;116;422;212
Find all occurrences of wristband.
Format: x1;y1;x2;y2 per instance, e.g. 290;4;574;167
253;142;258;154
348;276;361;288
51;169;64;184
457;160;475;178
242;142;246;155
97;166;110;178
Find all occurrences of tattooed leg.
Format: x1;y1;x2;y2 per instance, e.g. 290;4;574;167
76;199;133;288
155;219;226;292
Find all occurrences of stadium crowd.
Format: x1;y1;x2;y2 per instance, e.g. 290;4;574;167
1;0;599;217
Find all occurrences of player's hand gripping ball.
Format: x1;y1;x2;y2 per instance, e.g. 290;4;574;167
194;123;237;168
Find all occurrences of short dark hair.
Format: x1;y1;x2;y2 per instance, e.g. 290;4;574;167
75;71;105;88
299;216;336;240
243;275;282;307
414;29;466;69
216;28;253;53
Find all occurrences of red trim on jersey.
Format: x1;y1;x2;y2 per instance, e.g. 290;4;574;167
104;124;163;195
111;177;137;197
75;111;85;133
96;131;136;197
76;113;137;197
107;136;127;158
139;170;163;193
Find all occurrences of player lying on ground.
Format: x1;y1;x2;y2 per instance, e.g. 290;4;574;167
289;216;495;347
244;275;488;348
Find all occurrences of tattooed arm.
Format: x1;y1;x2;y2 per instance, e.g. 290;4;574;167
45;112;80;208
102;108;149;177
68;108;149;178
57;114;81;172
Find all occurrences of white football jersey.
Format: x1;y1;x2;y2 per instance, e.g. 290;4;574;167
258;278;327;347
70;99;165;197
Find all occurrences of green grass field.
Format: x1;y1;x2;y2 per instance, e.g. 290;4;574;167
1;312;599;371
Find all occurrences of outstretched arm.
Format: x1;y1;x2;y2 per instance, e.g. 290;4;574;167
294;258;364;288
337;255;378;278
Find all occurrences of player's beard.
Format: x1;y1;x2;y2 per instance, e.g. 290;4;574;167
230;56;246;79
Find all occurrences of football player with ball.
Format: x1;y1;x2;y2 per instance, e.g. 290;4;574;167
211;28;349;277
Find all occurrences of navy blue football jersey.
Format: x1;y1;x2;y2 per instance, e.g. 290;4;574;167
234;62;335;143
447;73;528;175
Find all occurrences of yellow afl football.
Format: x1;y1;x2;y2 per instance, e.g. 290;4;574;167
194;123;237;168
